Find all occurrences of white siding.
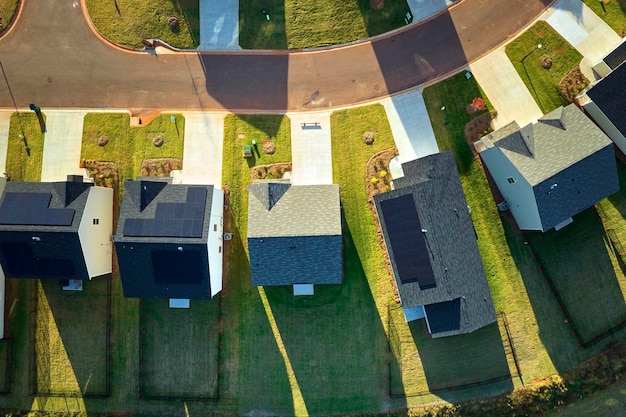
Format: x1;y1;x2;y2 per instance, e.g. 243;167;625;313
478;146;543;231
207;188;224;297
78;186;113;278
582;100;626;155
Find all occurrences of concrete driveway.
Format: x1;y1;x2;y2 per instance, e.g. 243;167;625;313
41;110;88;182
0;112;9;175
180;112;225;186
288;112;333;185
470;48;543;129
381;89;439;163
198;0;240;49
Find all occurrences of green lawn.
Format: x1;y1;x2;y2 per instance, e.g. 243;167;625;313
81;112;184;197
545;377;626;417
0;0;19;35
584;0;626;37
34;279;110;397
84;0;199;49
5;113;45;182
241;0;411;49
139;298;220;399
505;21;584;113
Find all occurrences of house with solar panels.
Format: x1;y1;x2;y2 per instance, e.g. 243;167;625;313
114;178;223;306
373;151;496;337
247;180;342;295
0;176;113;282
475;104;618;232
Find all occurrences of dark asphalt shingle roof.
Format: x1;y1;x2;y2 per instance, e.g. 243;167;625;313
587;62;626;138
374;151;496;337
603;40;626;70
247;181;342;286
114;180;216;299
0;181;93;280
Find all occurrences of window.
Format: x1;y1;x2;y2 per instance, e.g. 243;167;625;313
93;218;99;225
507;177;515;184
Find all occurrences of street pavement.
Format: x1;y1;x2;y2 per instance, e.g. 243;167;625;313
179;112;225;186
288;112;333;185
198;0;240;50
380;89;439;163
40;110;88;182
470;48;543;129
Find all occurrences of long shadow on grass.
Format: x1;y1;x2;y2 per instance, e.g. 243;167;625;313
35;279;110;398
411;320;513;401
607;160;626;222
239;0;287;49
356;0;411;38
505;208;626;373
263;222;403;415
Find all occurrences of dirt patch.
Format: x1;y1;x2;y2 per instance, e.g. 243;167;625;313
365;147;401;303
464;112;493;143
81;159;119;188
370;0;384;10
559;64;589;104
140;158;182;177
251;163;292;181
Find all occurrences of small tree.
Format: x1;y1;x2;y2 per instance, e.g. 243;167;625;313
470;97;487;112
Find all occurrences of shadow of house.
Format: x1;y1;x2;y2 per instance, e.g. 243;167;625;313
373;151;496;337
0;176;113;283
114;178;224;301
247;181;342;295
475;104;619;232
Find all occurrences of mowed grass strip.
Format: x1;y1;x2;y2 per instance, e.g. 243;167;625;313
505;21;583;113
6;113;45;182
583;0;626;37
84;0;198;49
240;0;411;49
35;279;110;396
422;72;558;381
139;298;220;399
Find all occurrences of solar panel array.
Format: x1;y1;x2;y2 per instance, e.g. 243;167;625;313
379;193;437;290
424;298;461;334
123;186;207;238
2;243;75;278
0;192;75;226
152;250;204;284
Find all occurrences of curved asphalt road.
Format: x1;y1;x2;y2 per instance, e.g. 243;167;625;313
0;0;552;112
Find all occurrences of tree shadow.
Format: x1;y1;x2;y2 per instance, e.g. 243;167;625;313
357;0;412;38
264;220;407;415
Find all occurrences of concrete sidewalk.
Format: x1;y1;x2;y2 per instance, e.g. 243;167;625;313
381;89;439;164
198;0;240;50
288;112;333;185
180;112;225;186
470;48;543;129
41;111;88;182
543;0;621;79
0;112;10;175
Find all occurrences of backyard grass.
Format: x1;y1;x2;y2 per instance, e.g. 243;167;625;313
80;112;184;197
34;279;110;397
0;0;19;35
139;298;220;399
545;377;626;416
5;113;45;182
84;0;198;49
505;21;584;113
584;0;626;37
227;0;414;49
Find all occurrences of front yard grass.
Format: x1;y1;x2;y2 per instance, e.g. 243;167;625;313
6;113;45;181
505;21;584;113
584;0;626;37
84;0;198;49
0;0;19;35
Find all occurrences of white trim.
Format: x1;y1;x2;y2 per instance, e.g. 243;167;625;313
207;188;224;297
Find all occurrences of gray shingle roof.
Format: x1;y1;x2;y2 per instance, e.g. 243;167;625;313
587;62;626;137
247;182;342;286
114;180;216;299
374;151;496;337
0;181;93;280
480;105;613;186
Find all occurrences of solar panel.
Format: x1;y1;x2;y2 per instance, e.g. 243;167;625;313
152;250;204;284
379;193;436;289
424;298;461;334
1;243;74;278
0;193;75;226
186;187;207;204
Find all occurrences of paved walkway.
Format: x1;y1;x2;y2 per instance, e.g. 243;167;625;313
288;112;333;185
41;110;88;182
381;89;439;163
543;0;621;79
0;113;10;175
470;48;543;129
180;112;225;186
198;0;240;50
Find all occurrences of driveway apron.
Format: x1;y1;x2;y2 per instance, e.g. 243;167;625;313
181;112;225;187
41;110;88;182
288;112;333;185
